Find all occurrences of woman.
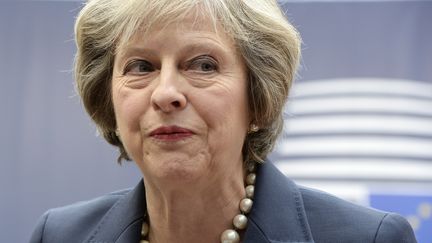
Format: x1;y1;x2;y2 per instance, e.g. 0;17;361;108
30;0;416;242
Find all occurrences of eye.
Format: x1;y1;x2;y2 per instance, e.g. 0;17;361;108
123;60;154;75
187;55;218;73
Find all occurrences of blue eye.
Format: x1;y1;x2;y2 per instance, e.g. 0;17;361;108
124;60;154;75
188;56;218;73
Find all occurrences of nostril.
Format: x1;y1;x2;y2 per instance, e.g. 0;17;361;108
172;101;181;107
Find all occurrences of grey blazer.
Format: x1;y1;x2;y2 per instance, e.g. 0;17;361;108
30;162;417;243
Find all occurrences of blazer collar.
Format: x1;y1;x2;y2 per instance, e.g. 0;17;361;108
85;162;313;243
84;181;145;243
244;162;314;243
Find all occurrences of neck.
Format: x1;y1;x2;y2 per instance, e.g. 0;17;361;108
143;164;245;243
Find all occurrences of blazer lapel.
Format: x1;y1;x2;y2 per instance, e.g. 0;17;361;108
84;181;146;243
244;162;314;243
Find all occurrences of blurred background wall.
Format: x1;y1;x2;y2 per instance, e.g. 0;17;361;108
0;0;430;242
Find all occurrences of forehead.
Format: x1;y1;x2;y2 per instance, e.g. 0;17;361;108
115;5;231;52
117;11;235;55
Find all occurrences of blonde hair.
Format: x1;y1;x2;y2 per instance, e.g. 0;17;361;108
74;0;301;163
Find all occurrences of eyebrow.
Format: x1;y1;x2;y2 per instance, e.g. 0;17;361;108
118;39;226;60
182;42;222;55
117;47;157;60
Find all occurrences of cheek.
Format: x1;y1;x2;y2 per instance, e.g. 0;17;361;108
195;85;249;137
196;90;249;163
112;90;151;161
113;90;148;132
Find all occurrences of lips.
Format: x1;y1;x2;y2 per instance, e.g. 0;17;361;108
149;125;194;141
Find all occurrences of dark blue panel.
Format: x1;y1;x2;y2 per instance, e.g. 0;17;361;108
370;194;432;243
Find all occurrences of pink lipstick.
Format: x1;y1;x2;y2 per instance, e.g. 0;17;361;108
149;126;194;141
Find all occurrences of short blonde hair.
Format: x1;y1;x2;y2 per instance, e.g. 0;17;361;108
74;0;301;163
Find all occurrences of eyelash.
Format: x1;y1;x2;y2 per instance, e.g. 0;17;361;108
187;55;218;73
123;60;154;75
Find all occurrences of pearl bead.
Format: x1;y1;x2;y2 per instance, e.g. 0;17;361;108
246;173;256;185
233;214;248;230
239;198;253;213
141;221;149;236
245;185;254;199
220;229;240;243
246;162;256;172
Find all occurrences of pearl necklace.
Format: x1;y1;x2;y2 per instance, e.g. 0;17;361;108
140;162;257;243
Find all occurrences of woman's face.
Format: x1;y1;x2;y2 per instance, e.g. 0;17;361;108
111;14;250;184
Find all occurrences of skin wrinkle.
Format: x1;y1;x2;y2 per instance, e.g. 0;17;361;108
115;40;240;90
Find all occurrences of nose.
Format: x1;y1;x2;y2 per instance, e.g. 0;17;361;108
150;65;187;113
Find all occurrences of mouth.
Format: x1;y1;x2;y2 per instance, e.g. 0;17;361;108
149;125;194;141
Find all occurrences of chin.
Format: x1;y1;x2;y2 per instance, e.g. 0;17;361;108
143;157;207;184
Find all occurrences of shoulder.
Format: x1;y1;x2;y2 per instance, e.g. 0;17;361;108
298;186;417;243
29;188;131;243
251;162;417;242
